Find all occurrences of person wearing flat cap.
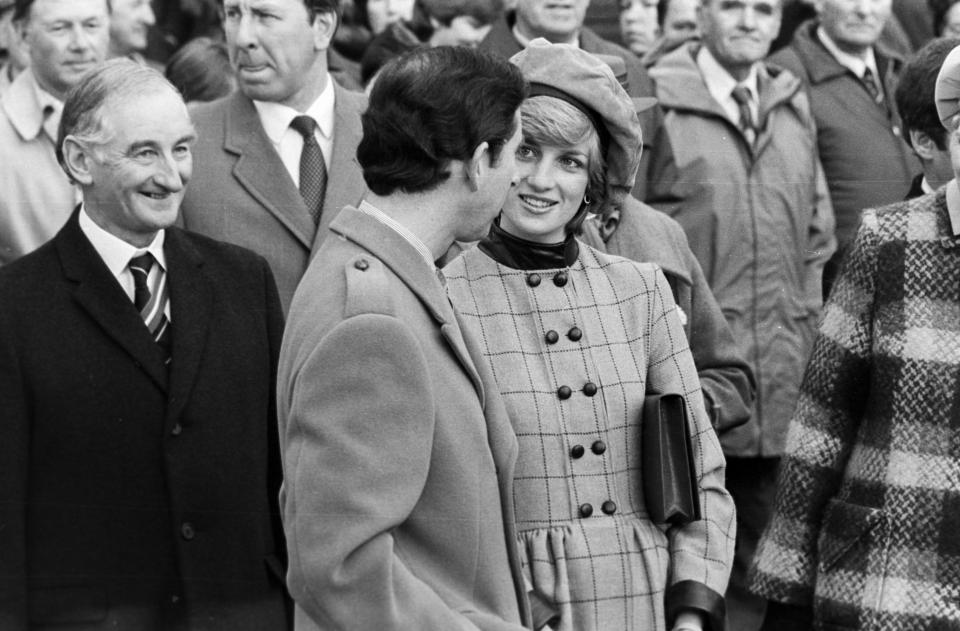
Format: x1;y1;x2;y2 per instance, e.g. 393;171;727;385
750;43;960;631
445;40;735;631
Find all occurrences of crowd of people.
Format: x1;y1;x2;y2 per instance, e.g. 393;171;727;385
2;0;960;629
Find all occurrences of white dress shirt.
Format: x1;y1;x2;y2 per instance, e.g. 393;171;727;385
78;205;171;319
253;75;335;188
697;45;759;129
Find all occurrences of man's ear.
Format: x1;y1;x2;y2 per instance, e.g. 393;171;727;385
61;136;96;186
312;10;338;51
910;128;937;161
464;141;490;193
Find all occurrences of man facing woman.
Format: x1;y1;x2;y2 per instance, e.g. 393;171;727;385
445;40;735;631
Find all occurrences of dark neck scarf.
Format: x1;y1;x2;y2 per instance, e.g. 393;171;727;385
478;218;579;270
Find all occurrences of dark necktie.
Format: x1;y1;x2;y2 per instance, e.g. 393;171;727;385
290;115;327;225
731;85;756;144
861;67;883;105
129;253;172;363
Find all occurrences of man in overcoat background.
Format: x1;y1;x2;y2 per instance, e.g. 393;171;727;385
0;60;288;630
180;0;367;313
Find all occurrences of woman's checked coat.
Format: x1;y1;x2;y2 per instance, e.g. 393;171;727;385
750;188;960;630
445;241;735;631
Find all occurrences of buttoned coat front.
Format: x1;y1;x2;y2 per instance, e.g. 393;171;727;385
180;83;368;313
0;211;288;630
277;208;530;631
445;242;735;631
751;188;960;630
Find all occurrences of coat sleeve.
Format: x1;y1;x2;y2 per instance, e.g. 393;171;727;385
674;226;755;435
0;304;28;629
803;157;837;313
749;210;878;608
280;312;523;631
643;268;736;631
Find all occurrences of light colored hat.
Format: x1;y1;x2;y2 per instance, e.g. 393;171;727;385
510;39;645;193
935;44;960;128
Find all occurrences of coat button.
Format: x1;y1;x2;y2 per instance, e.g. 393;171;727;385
553;271;568;287
570;444;585;459
592;440;607;455
354;258;369;271
567;326;582;342
602;500;617;515
583;382;598;397
579;503;594;518
557;385;572;400
527;273;541;287
171;423;182;436
180;522;196;540
545;330;559;344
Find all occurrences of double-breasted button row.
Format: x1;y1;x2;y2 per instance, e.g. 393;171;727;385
570;440;607;459
556;382;598;399
578;500;618;518
545;326;583;345
527;271;569;287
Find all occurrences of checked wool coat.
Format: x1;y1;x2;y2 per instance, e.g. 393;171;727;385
446;240;735;631
750;186;960;630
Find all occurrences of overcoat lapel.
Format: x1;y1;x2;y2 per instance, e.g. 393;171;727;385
314;85;367;249
224;93;316;251
333;211;486;402
163;229;212;425
57;210;169;391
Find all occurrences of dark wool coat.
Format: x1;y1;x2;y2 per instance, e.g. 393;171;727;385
750;187;960;630
770;20;919;252
0;212;288;630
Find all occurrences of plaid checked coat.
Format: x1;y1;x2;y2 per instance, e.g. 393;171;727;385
750;188;960;630
446;242;736;631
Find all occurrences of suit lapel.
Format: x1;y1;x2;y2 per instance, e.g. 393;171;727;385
163;229;212;424
57;210;169;391
224;93;316;250
315;85;367;248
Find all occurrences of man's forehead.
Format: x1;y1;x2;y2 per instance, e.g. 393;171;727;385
29;0;109;20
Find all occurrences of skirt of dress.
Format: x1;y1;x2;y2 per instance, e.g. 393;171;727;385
520;516;671;631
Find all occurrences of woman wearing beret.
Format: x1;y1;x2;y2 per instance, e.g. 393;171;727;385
445;41;735;631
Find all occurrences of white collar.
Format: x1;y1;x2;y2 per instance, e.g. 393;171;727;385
817;26;879;81
1;68;63;142
357;200;437;270
697;45;759;106
78;204;167;276
253;74;335;144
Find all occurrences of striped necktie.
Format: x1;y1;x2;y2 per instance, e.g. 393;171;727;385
861;67;883;105
731;84;756;145
290;115;327;225
129;253;172;363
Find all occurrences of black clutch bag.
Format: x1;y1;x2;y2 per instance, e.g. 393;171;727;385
643;392;702;526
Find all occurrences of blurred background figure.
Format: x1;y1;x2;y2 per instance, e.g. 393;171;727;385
932;0;960;36
0;0;27;95
164;36;235;103
0;0;110;266
639;0;700;65
896;36;960;197
618;0;660;55
358;0;416;33
108;0;156;63
360;0;503;84
771;0;919;296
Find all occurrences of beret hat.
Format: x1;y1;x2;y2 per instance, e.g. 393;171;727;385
509;39;645;192
935;44;960;128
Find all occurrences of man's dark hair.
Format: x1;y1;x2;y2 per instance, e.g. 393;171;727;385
358;46;526;196
15;0;111;21
896;37;960;150
302;0;340;23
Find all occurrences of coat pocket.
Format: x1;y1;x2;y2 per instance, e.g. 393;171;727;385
816;498;884;573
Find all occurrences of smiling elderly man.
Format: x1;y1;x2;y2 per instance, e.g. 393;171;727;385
0;59;288;630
